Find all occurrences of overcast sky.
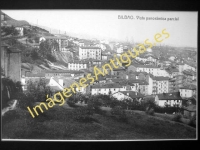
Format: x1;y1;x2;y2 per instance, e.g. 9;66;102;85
2;10;198;48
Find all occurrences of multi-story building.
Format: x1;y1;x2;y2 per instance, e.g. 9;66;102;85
39;36;68;51
179;85;196;98
91;83;123;95
153;77;169;94
68;60;88;70
169;75;186;92
45;70;84;79
155;92;183;107
79;47;101;60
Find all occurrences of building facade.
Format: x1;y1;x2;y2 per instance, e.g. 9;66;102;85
79;47;102;60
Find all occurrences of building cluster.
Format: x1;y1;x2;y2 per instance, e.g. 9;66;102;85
1;11;197;110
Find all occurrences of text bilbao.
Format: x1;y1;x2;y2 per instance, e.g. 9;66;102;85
27;29;170;118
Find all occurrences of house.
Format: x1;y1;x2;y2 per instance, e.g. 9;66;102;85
128;64;160;76
165;67;179;78
1;43;21;82
168;56;176;61
155;92;183;107
179;85;196;98
46;77;64;92
21;72;45;91
112;91;144;101
182;70;195;81
94;43;106;51
79;47;102;60
91;83;123;95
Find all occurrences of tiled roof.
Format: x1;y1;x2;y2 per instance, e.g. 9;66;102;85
133;64;159;68
68;60;89;64
41;36;67;40
179;84;196;90
182;70;193;76
91;83;122;89
80;47;101;49
26;73;45;77
45;70;84;74
115;91;144;98
153;76;169;81
129;71;148;75
157;92;182;100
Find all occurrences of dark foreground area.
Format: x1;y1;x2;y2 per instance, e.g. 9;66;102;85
2;104;196;140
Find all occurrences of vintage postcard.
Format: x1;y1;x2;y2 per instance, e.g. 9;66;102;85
1;10;197;141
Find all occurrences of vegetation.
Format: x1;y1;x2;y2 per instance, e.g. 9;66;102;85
171;113;182;123
25;78;53;102
1;26;19;37
1;77;22;108
2;104;196;139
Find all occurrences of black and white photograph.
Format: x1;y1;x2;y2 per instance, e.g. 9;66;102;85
1;9;197;141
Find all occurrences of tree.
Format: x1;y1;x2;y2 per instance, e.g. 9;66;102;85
31;49;39;60
1;26;19;37
25;78;52;102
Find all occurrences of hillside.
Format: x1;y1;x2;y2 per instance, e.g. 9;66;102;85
2;104;196;140
1;11;29;27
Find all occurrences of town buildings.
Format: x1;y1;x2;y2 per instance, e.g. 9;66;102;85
39;36;68;51
79;47;102;60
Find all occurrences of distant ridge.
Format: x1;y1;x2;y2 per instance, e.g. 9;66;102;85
1;11;29;27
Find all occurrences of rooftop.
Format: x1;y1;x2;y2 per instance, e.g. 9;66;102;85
157;92;182;100
115;91;144;98
80;47;101;49
91;83;122;89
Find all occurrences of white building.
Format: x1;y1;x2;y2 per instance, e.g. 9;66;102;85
91;83;123;95
15;26;24;36
179;85;196;98
68;60;88;70
112;91;144;101
155;92;183;107
177;63;196;73
79;47;102;60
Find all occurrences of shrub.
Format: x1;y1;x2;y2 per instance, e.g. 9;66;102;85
188;113;196;128
145;107;155;116
171;113;182;122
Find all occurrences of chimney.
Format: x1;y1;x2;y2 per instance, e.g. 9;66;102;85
58;79;63;87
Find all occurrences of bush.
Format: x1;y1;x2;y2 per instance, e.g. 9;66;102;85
145;107;155;116
188;113;196;128
171;114;182;122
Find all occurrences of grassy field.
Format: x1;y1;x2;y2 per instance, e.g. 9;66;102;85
2;104;196;140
